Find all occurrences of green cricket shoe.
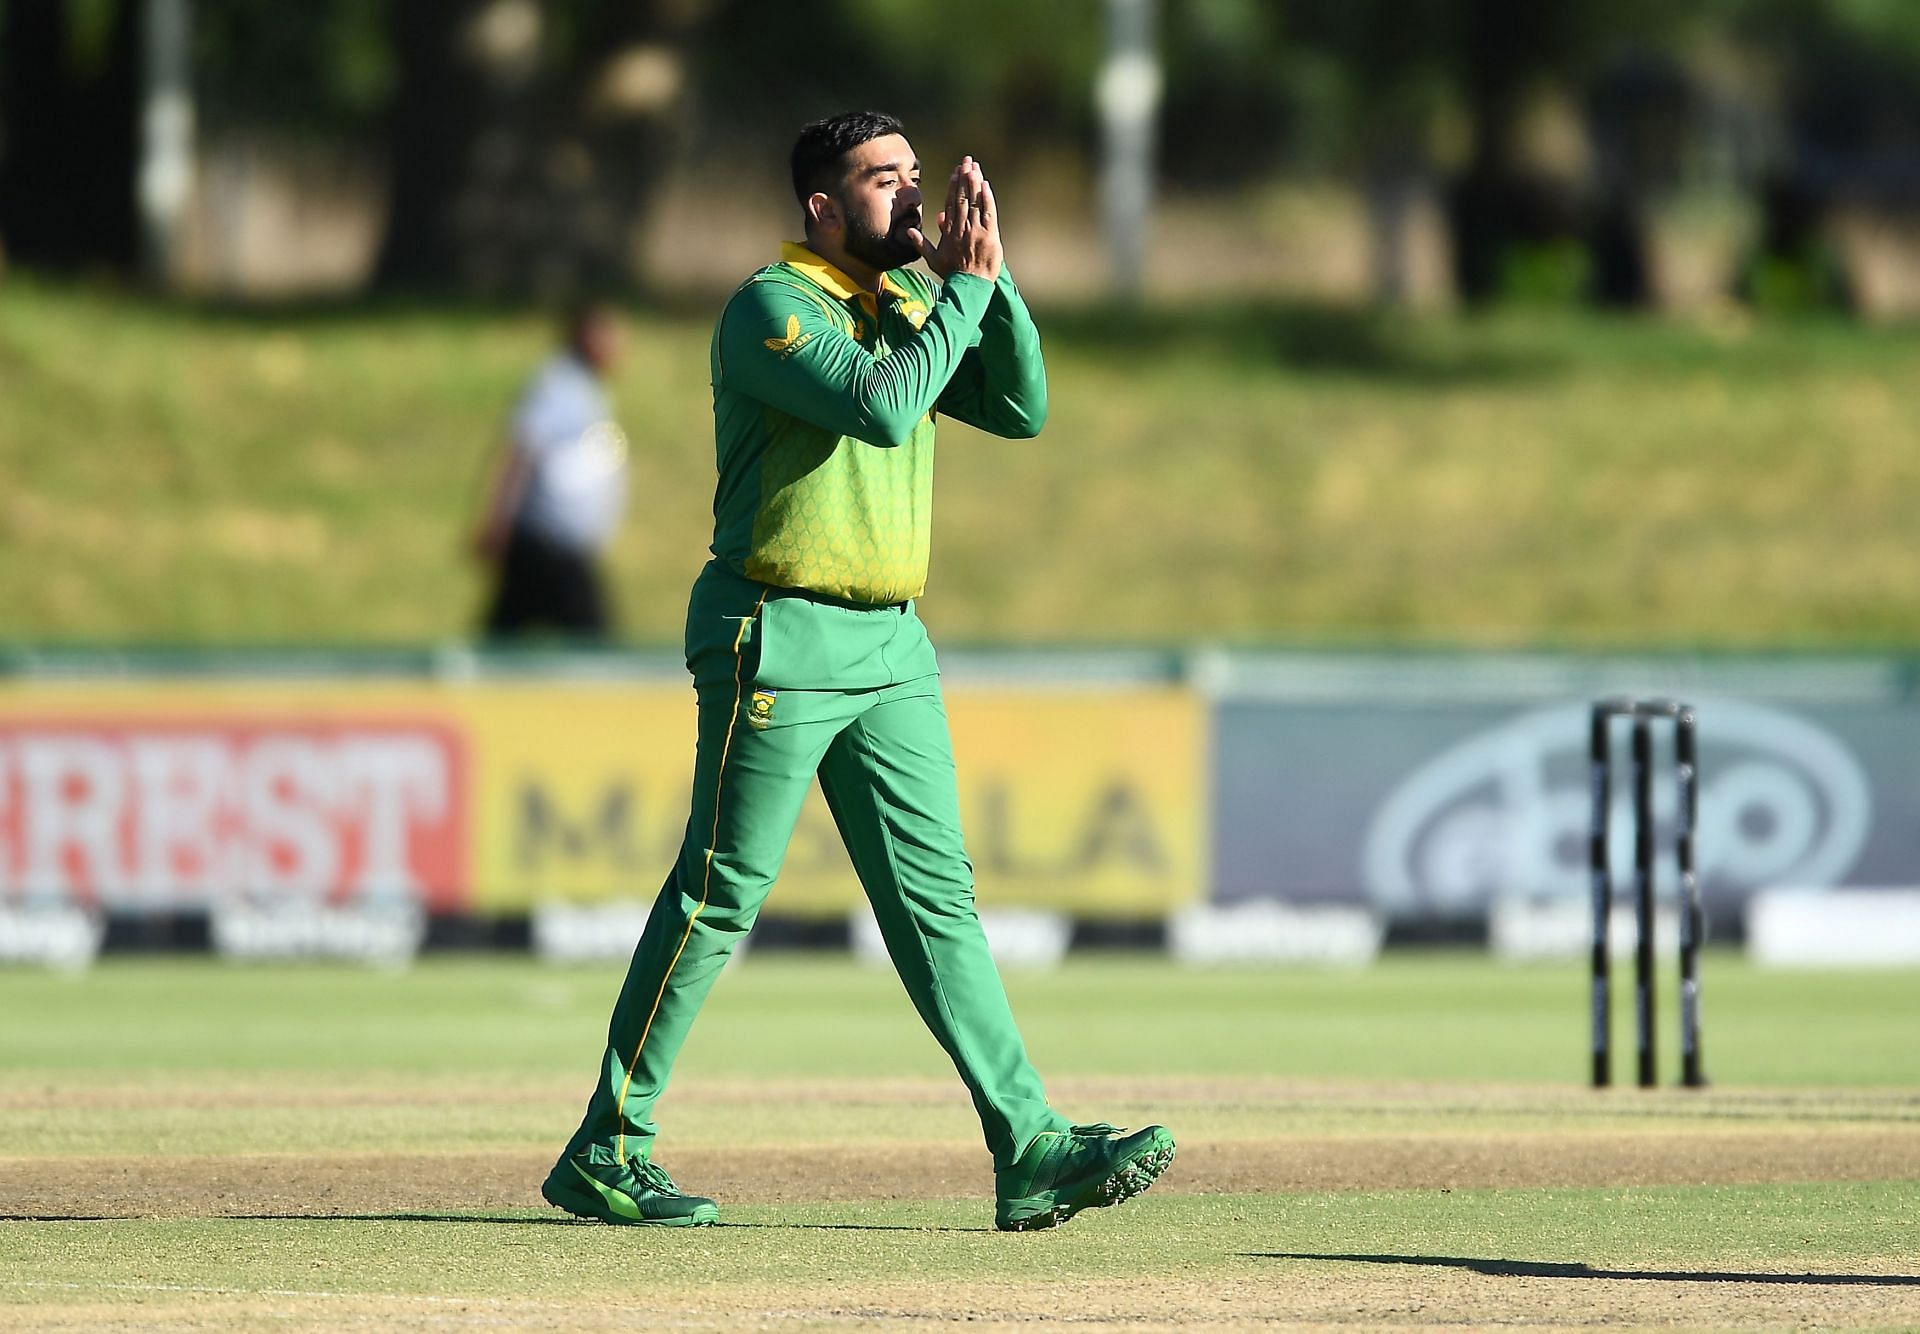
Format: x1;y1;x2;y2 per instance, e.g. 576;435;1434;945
994;1122;1176;1232
541;1150;719;1227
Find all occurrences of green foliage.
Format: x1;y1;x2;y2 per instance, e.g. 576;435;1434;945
687;0;1103;165
1501;239;1595;306
1744;250;1847;315
1723;0;1920;147
1733;0;1920;61
61;0;124;75
1156;0;1701;183
192;0;393;131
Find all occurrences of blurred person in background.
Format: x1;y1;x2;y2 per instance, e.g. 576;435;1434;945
472;303;630;639
540;110;1174;1234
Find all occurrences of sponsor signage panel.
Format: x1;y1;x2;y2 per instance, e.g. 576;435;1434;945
472;685;1204;917
0;689;468;913
1214;695;1917;922
462;685;695;912
29;657;1911;934
942;690;1203;916
0;681;1204;921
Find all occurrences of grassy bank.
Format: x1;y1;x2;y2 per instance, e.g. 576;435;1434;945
3;278;1918;647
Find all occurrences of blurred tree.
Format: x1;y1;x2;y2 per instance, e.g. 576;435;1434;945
0;0;141;272
1263;0;1694;308
1157;1;1313;187
686;0;1100;171
374;0;530;290
375;0;705;296
1445;0;1578;303
1273;0;1461;306
1437;0;1700;306
1584;49;1695;307
8;0;1919;311
191;0;392;133
1726;0;1920;312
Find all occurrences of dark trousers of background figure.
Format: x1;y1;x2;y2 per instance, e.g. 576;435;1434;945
483;526;611;639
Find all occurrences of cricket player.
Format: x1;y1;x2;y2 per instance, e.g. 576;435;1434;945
542;111;1173;1232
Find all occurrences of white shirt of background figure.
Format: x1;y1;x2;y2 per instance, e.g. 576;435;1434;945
472;303;629;565
510;351;629;553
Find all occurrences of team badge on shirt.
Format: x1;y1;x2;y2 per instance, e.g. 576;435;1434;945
764;314;814;359
747;689;778;730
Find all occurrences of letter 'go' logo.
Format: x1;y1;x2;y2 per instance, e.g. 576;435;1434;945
1361;701;1870;917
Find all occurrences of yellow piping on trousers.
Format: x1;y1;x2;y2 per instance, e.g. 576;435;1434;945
613;592;768;1162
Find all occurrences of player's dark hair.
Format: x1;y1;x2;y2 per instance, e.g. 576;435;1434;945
790;110;906;216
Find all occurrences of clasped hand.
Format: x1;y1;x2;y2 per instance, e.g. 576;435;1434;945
908;156;1002;284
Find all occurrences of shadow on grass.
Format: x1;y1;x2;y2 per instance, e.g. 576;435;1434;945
10;273;1562;384
1034;301;1564;383
721;1221;992;1234
2;1212;574;1226
1250;1253;1920;1286
8;274;731;332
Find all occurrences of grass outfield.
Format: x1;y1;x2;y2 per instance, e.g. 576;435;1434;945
5;279;1920;648
1;954;1917;1330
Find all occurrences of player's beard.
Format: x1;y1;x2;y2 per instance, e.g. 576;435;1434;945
843;207;921;271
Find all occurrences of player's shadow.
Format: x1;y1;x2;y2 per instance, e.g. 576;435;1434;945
1249;1253;1920;1286
722;1221;991;1234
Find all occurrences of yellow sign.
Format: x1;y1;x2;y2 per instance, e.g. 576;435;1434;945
469;683;1204;918
462;683;695;911
941;689;1204;915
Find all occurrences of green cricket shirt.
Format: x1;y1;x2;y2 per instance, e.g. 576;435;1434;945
707;242;1048;605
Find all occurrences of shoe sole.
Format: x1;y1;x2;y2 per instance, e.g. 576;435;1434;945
540;1174;720;1227
997;1132;1177;1232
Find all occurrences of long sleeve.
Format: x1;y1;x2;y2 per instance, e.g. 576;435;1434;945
718;270;994;447
935;268;1048;439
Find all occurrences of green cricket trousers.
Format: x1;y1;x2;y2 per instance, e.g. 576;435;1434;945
561;561;1068;1169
